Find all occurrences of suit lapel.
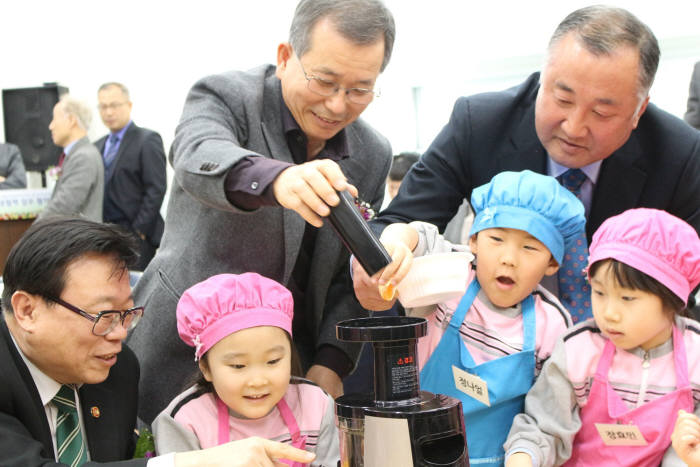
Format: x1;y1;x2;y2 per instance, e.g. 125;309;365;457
80;384;121;461
497;100;548;174
97;136;107;155
0;320;54;457
260;76;305;284
589;134;647;238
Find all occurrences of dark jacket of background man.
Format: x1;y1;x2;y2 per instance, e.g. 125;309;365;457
0;143;27;189
96;82;167;271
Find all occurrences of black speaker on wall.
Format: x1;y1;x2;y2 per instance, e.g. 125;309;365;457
2;83;69;172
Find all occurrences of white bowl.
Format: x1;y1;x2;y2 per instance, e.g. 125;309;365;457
397;252;473;308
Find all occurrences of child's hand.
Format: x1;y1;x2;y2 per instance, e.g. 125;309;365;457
672;409;700;466
351;223;417;310
376;223;417;291
505;452;533;467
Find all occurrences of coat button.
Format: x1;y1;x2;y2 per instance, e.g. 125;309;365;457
251;181;259;190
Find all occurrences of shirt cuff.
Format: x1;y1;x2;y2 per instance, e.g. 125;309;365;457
505;447;539;466
224;156;293;210
313;344;354;378
147;452;176;467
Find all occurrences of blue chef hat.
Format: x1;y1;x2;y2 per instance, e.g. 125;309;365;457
469;170;586;265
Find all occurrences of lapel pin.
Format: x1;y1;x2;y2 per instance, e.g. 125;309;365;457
90;406;101;418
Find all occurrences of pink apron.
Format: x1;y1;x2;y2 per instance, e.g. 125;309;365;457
563;325;693;466
217;396;309;466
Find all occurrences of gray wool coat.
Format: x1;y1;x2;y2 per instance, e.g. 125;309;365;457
128;65;392;424
38;136;103;222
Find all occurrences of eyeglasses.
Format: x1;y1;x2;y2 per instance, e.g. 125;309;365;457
97;102;127;112
298;60;379;105
48;296;144;336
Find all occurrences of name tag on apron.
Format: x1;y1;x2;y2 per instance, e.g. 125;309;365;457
452;365;490;406
594;423;648;446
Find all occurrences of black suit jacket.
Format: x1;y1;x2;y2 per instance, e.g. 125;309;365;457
378;72;700;240
0;319;146;466
95;123;167;246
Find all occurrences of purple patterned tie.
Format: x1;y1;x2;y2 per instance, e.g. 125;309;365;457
103;133;120;174
559;169;591;322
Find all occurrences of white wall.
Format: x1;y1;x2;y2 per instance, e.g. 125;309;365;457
1;1;699;196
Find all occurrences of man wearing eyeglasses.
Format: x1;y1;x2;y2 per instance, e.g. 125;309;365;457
95;83;167;272
128;0;395;424
41;96;103;222
0;217;318;466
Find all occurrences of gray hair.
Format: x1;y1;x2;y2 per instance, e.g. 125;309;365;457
98;82;130;100
289;0;395;72
548;5;659;98
59;95;92;131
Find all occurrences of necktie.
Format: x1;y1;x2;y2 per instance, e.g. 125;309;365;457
53;385;88;466
57;152;66;168
103;134;120;174
559;169;592;322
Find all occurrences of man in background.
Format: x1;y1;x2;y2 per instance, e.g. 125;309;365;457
39;96;103;222
0;142;26;189
385;151;419;200
383;151;472;244
96;82;167;271
685;61;700;130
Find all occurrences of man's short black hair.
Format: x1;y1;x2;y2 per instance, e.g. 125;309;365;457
2;217;138;313
388;152;420;181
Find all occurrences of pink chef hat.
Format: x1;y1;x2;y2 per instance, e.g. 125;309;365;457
587;208;700;305
176;273;294;360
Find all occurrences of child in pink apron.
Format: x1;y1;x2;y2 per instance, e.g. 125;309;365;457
152;273;339;467
505;208;700;466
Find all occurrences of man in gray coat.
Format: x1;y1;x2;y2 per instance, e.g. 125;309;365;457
0;143;26;189
685;61;700;130
39;96;103;222
129;0;395;424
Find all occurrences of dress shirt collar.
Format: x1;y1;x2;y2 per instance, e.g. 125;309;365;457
547;157;602;185
8;331;62;406
63;139;80;157
111;120;132;141
280;95;349;163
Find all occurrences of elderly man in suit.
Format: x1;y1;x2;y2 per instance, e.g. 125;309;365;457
39;96;103;222
0;217;318;466
0;143;27;189
685;61;700;130
353;6;700;320
95;83;167;271
128;0;395;424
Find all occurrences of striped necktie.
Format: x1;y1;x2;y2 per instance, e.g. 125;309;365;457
53;385;88;466
103;133;120;170
558;169;592;322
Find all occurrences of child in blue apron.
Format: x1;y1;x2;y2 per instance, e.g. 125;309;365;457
378;170;586;466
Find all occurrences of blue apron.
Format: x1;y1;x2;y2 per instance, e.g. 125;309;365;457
420;279;536;466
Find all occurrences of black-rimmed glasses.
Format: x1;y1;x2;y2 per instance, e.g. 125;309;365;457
48;296;144;336
298;60;380;105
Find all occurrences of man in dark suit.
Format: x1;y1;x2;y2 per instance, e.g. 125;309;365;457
353;6;700;315
0;217;317;466
128;0;396;423
95;83;167;271
0;142;26;189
